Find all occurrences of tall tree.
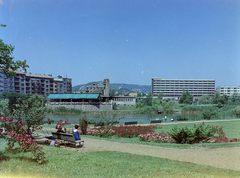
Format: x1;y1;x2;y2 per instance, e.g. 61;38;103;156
157;93;163;104
109;89;115;96
144;92;153;106
0;25;29;77
211;92;221;104
198;95;211;104
162;100;174;114
179;90;193;104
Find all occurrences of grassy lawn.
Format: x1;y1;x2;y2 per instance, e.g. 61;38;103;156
116;105;136;111
1;139;240;178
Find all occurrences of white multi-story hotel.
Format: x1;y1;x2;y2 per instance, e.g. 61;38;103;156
216;86;240;97
151;77;215;99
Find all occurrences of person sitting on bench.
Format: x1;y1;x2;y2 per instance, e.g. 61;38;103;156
57;128;66;133
72;125;81;140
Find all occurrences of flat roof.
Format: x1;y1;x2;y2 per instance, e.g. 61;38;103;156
152;78;215;81
47;94;100;99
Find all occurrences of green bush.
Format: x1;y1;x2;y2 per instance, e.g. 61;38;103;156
45;117;55;124
137;106;158;114
201;110;218;120
88;112;120;127
175;115;189;121
169;122;213;144
182;105;217;114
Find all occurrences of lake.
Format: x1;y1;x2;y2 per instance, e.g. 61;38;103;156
45;113;176;124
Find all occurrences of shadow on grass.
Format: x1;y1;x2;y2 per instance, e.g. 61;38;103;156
0;149;44;165
0;151;10;162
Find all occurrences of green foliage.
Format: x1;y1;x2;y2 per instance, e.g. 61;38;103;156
198;95;211;104
161;100;174;114
0;99;9;116
233;106;240;117
136;106;158;114
112;103;117;110
0;39;29;78
169;122;213;144
109;89;115;96
212;92;220;104
53;106;82;114
137;93;142;99
0;117;45;164
8;94;53;133
136;92;159;114
179;90;193;104
182;105;217;114
157;93;163;104
201;109;218;120
212;92;228;106
45;117;55;124
89;111;120;127
143;92;153;106
79;115;89;135
0;91;32;112
175;115;189;121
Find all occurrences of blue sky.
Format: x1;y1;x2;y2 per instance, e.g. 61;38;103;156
1;0;240;87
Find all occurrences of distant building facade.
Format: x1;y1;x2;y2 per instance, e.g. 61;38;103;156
151;77;215;99
86;84;103;94
53;75;72;94
216;86;240;97
111;96;136;106
0;70;72;96
129;92;137;97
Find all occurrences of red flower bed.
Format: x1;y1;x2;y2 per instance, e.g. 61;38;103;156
111;125;158;138
85;125;161;138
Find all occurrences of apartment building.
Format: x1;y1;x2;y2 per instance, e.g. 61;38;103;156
0;72;15;93
151;77;215;99
86;83;103;94
53;75;72;94
0;70;72;96
216;86;240;97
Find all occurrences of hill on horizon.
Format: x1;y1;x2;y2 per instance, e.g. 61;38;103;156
72;81;151;94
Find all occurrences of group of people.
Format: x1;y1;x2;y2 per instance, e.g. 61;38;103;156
56;125;81;140
50;125;81;147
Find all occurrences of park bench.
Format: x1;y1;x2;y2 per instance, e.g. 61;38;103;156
94;123;105;127
94;121;120;127
124;121;138;125
150;120;162;124
60;133;84;148
52;132;61;140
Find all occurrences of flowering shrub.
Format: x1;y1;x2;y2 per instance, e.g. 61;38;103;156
0;116;46;164
112;125;158;138
202;125;240;143
138;131;175;143
209;125;225;138
85;125;160;138
86;127;115;137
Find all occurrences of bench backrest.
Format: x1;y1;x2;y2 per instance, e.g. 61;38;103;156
150;120;162;124
124;121;138;125
60;133;75;142
52;132;61;139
